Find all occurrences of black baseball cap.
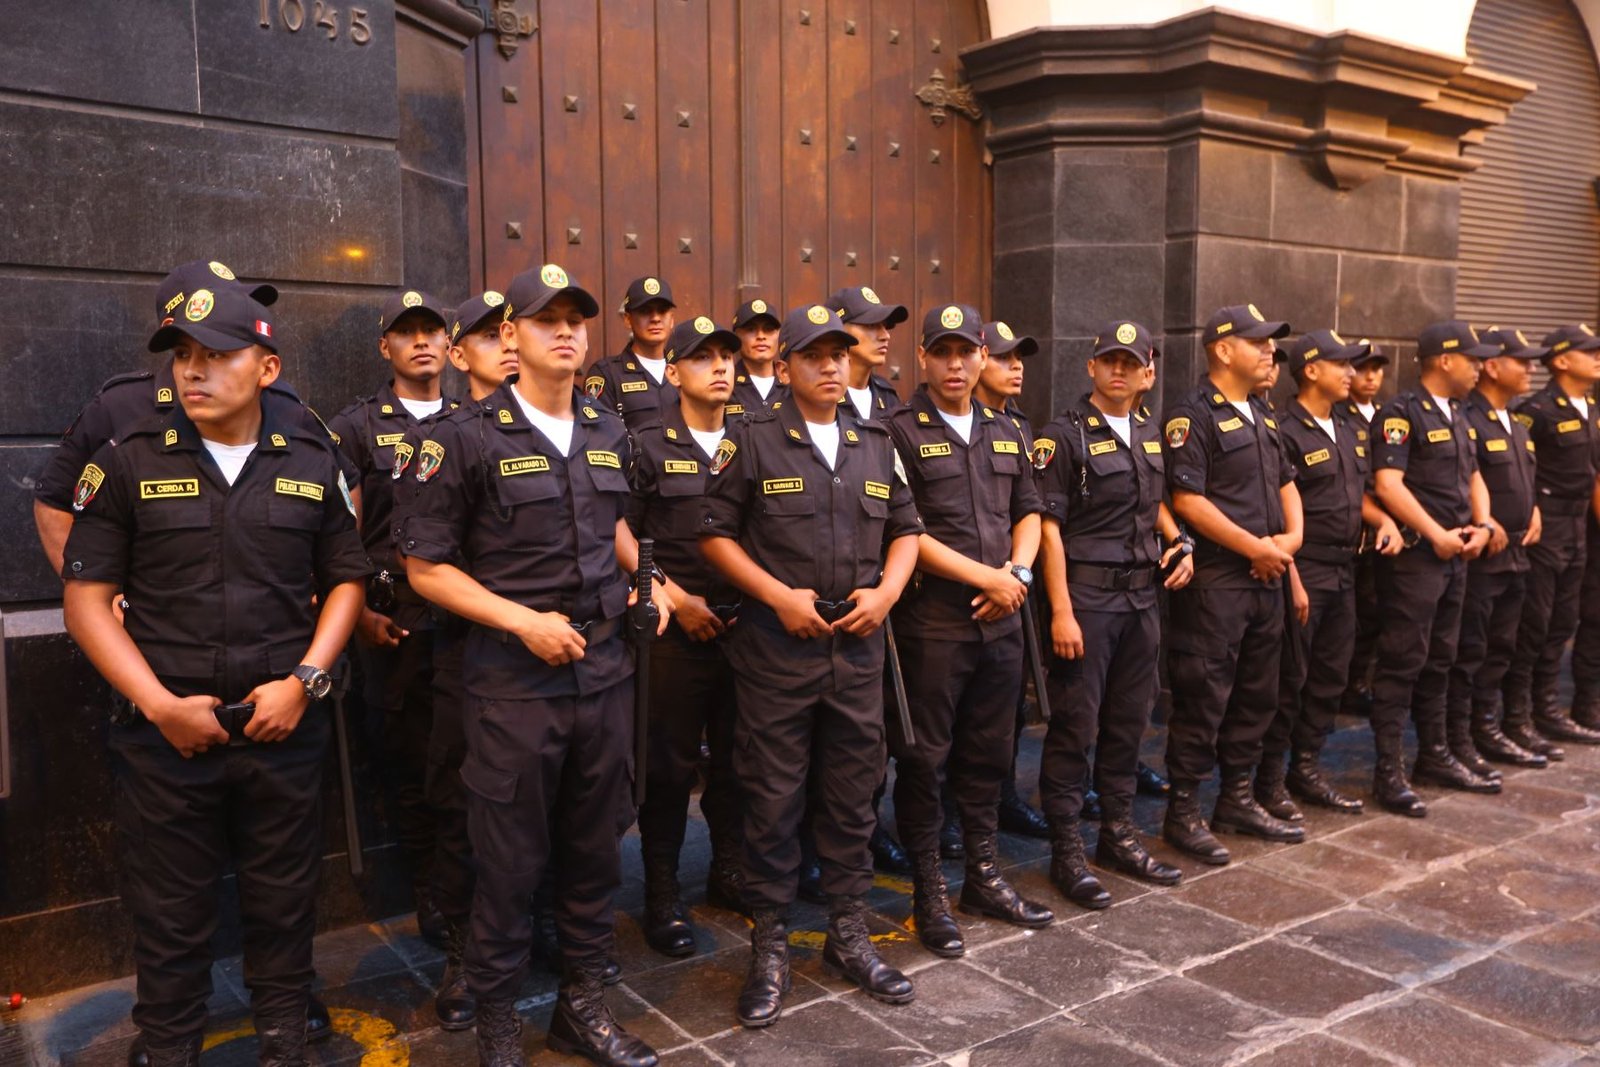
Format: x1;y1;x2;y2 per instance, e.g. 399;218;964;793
1202;304;1290;346
1541;323;1600;357
919;303;985;348
622;276;675;312
830;286;909;328
450;291;508;342
732;297;781;331
155;259;277;326
1479;326;1549;361
504;263;601;320
148;285;277;354
378;289;449;335
986;321;1039;358
1352;339;1389;368
665;316;741;363
1417;321;1498;359
1286;329;1370;379
777;304;856;359
1091;320;1159;366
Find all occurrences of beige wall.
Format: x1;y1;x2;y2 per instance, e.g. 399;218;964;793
983;0;1479;56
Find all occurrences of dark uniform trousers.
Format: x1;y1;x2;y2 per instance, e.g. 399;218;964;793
1371;549;1467;742
638;625;740;864
1508;504;1587;707
1450;567;1526;716
424;618;474;926
1572;514;1600;703
1268;560;1356;756
357;627;438;892
1166;585;1284;781
114;716;328;1045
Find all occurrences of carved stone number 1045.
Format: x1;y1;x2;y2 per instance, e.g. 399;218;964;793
258;0;372;44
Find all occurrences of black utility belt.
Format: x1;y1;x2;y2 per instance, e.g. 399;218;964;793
116;700;260;747
1296;543;1358;565
1068;562;1157;591
741;597;858;627
1538;495;1589;517
478;615;623;646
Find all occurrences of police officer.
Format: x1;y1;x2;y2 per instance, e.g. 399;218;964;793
701;304;922;1028
1370;321;1499;816
1262;331;1400;819
398;264;666;1067
627;316;747;957
831;285;908;421
329;289;460;945
1035;320;1190;908
1342;343;1390;717
729;298;787;416
1162;304;1305;864
882;304;1053;958
587;276;678;432
1505;324;1600;748
1447;328;1547;772
62;286;369;1067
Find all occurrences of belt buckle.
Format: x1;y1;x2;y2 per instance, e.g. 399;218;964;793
569;619;593;634
1110;568;1133;591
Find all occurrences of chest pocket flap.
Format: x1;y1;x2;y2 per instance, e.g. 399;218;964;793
136;499;212;532
495;465;563;507
1086;444;1133;476
1214;417;1255;453
655;468;708;497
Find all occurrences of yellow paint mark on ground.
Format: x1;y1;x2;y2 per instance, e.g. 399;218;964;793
199;1007;409;1066
872;874;913;894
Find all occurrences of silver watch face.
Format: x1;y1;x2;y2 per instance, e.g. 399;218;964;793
309;672;332;699
1013;566;1033;586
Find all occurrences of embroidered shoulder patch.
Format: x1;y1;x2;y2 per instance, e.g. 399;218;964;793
73;463;105;511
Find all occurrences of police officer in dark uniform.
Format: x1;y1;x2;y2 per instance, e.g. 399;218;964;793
1342;343;1390;717
881;304;1053;960
398;264;667;1067
626;316;747;957
62;286;369;1067
1505;324;1600;747
729;298;788;416
1262;331;1400;819
329;289;461;945
832;285;908;421
1035;320;1190;908
1162;304;1305;863
701;304;922;1028
1447;327;1547;772
587;276;678;432
1370;321;1500;816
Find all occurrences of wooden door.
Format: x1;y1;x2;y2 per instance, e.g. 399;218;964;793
466;0;991;396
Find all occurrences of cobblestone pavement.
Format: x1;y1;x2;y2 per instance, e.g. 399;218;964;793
8;719;1599;1067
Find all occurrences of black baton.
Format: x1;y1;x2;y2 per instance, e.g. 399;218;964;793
882;615;916;748
330;659;363;878
631;539;660;807
1019;593;1051;723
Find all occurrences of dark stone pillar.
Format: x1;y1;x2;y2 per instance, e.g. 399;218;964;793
962;10;1531;425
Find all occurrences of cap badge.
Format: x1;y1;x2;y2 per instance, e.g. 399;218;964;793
1584;324;1596;335
483;291;505;307
940;306;964;329
1247;304;1265;321
402;291;423;308
995;322;1016;341
642;277;661;296
1515;330;1528;345
751;299;767;314
1330;330;1345;344
185;289;215;322
208;261;236;281
1304;347;1319;360
807;305;831;325
695;316;715;334
451;321;462;340
540;264;570;288
861;286;881;304
1442;338;1459;350
1115;323;1138;346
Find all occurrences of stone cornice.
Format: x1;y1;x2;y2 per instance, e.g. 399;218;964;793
960;9;1533;186
397;0;488;46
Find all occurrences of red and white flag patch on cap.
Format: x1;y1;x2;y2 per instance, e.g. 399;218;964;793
255;320;273;338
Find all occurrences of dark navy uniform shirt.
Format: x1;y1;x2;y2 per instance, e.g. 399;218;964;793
726;359;788;418
1280;399;1368;589
840;373;904;422
1464;389;1537;574
1374;391;1478;531
1513;381;1600;506
587;344;678;433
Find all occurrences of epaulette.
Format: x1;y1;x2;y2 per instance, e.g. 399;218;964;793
335;394;378;418
96;370;156;394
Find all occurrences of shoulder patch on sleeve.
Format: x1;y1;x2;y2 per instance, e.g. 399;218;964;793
1165;417;1190;448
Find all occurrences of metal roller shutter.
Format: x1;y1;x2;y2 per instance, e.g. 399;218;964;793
1459;0;1600;346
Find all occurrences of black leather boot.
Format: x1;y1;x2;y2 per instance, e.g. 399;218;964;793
1135;762;1171;796
1252;753;1303;822
909;850;965;957
998;793;1052;838
1573;690;1600;731
1212;766;1305;842
140;1039;199;1067
642;860;696;959
737;908;790;1028
1533;704;1600;745
1096;803;1181;886
938;808;965;860
476;997;525;1067
256;1011;309;1067
704;831;747;915
1162;785;1230;864
821;898;914;1003
306;996;332;1044
128;1036;149;1067
436;922;477;1031
1373;737;1426;817
1049;821;1111;909
1447;705;1501;780
1472;697;1546;768
1413;729;1500;794
546;962;659;1066
1286;748;1363;812
869;824;913;876
959;833;1054;927
1504;692;1564;761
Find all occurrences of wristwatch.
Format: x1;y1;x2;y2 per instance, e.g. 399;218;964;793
292;664;333;701
1010;564;1034;587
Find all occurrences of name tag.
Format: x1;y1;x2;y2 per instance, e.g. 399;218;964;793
586;450;621;469
762;477;803;494
1142;441;1162;454
375;433;406;447
274;478;323;501
992;439;1020;455
1303;449;1330;466
920;442;952;458
500;456;550;476
1485;438;1509;453
1426;428;1452;443
864;481;890;499
621;380;649;393
1558;419;1582;433
725;404;745;415
140;478;200;499
1217;417;1244;432
1088;440;1118;456
663;460;699;474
